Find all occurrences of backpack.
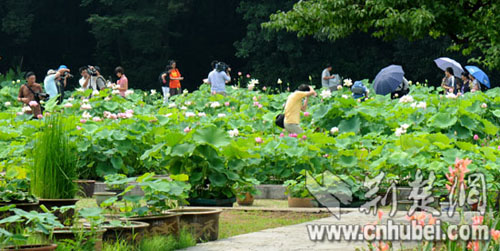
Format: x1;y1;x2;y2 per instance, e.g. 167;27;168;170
351;81;365;95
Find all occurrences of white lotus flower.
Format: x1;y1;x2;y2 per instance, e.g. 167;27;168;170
80;103;92;110
185;112;196;118
481;103;487;109
445;92;457;99
401;124;410;130
68;97;75;102
112;90;120;95
92;90;100;96
183;89;189;94
181;106;188;110
82;111;92;119
198;112;206;117
395;127;404;137
248;83;255;90
277;78;283;84
341;94;349;99
185;101;192;106
124;90;134;96
168;103;176;108
231;86;239;90
104;96;111;101
410;102;417;108
63;103;73;108
210;101;221;108
399;95;414;103
416;102;427;109
337;85;343;90
228;128;239;137
330;127;339;134
343;79;353;87
320;89;332;99
22;106;32;112
4;102;11;107
249;79;259;85
217;113;226;118
150;89;157;95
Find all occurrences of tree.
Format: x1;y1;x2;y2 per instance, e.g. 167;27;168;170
263;0;500;70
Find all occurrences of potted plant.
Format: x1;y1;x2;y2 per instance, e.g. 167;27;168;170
0;177;38;218
0;207;62;250
73;179;95;198
233;178;261;206
284;175;314;208
29;115;78;224
104;174;133;195
104;172;190;237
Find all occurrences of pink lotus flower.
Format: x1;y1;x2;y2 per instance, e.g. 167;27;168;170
238;72;242;76
76;126;82;130
224;102;230;106
63;103;73;108
262;86;267;91
253;101;259;106
246;74;250;78
29;101;38;107
323;154;329;158
118;113;127;119
16;112;23;116
92;117;102;122
253;96;258;101
37;114;43;119
258;104;263;109
491;229;500;243
301;135;307;140
473;134;479;140
498;146;500;150
279;133;284;138
255;137;263;143
80;119;87;124
126;109;134;114
183;127;191;133
289;133;297;138
472;216;483;225
481;103;487;109
304;112;310;117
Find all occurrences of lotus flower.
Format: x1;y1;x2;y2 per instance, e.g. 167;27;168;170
112;90;120;95
4;102;11;107
337;85;342;90
228;129;239;137
255;137;263;143
183;127;192;133
210;101;221;108
151;89;157;95
16;112;23;116
37;114;43;119
491;229;500;243
341;94;349;99
22;106;32;112
257;104;263;109
92;90;100;96
217;113;226;118
304;112;310;117
330;127;339;134
224;102;230;106
343;79;353;87
320;89;332;99
92;117;102;122
198;112;206;117
82;111;91;119
416;102;427;109
124;90;134;96
168;103;176;108
279;133;285;138
399;95;414;103
473;134;479;141
301;135;307;140
76;126;82;130
183;89;188;94
249;79;259;85
289;133;298;138
80;104;92;110
481;103;487;109
238;72;242;76
181;106;188;110
185;112;196;118
277;78;282;84
104;96;111;101
29;101;38;107
80;119;87;124
445;92;457;99
63;103;73;108
246;74;250;78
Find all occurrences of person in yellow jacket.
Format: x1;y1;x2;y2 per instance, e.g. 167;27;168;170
284;84;317;134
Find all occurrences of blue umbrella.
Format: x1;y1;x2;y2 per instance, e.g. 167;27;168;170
465;65;490;88
373;65;405;95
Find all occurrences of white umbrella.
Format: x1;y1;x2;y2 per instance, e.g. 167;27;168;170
434;57;464;78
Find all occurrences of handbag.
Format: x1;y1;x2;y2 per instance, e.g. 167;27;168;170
275;101;287;128
275;113;285;128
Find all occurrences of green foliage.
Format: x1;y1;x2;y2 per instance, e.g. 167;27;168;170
30;114;77;199
0;177;37;203
264;0;500;70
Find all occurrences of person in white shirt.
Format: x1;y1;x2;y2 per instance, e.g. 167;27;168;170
79;66;105;92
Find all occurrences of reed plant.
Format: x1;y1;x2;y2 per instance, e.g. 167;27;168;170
30;114;77;199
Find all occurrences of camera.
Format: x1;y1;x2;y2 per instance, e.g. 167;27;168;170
35;92;50;101
61;72;74;79
87;66;98;77
216;62;230;72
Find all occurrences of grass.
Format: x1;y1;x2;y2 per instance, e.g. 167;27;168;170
100;229;196;251
218;210;330;239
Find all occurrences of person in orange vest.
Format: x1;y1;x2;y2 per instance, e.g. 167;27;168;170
168;60;184;96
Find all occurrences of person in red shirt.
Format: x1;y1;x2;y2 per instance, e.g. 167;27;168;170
169;60;184;96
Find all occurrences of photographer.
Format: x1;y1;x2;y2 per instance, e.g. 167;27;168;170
79;65;106;93
44;65;71;104
159;64;172;102
18;72;44;118
207;61;231;95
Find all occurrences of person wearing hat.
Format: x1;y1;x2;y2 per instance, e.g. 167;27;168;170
44;65;71;103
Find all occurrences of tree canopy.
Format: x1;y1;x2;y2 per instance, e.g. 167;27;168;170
263;0;500;70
